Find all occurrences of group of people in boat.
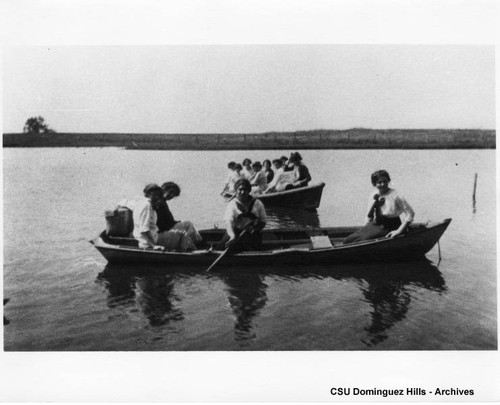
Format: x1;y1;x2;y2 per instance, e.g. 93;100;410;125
117;182;203;251
221;151;312;196
116;168;414;254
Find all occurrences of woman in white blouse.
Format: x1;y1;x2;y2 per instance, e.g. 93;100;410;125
344;170;415;244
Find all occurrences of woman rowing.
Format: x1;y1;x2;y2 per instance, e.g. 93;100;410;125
343;170;415;244
217;179;267;252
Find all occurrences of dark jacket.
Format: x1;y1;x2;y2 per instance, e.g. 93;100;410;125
156;200;177;232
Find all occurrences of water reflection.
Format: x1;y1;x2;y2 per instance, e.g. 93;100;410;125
294;260;446;347
266;207;320;229
96;259;445;349
219;270;268;343
136;275;184;327
97;265;184;328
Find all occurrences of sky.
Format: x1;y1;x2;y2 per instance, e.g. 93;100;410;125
2;45;495;133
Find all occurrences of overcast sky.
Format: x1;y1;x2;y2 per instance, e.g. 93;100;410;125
2;45;494;134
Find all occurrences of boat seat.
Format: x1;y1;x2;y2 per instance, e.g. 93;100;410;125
310;235;333;249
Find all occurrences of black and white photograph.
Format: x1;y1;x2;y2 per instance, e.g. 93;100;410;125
1;0;499;402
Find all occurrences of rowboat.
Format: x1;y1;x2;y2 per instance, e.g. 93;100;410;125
90;218;451;267
223;182;325;210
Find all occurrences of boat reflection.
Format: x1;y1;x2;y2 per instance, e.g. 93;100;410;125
97;265;185;328
218;270;268;343
290;259;446;347
96;259;445;348
265;206;320;229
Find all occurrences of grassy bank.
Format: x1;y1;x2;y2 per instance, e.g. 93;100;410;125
3;129;495;149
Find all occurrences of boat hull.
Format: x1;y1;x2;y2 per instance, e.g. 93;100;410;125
224;182;325;210
91;219;452;268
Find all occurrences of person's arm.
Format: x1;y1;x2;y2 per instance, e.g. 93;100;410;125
386;195;415;238
250;201;267;232
293;165;311;187
223;202;238;244
141;230;164;250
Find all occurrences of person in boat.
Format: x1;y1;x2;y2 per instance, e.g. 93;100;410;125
280;155;293;171
157;181;203;246
119;184;197;251
263;159;274;183
284;152;312;190
264;158;294;193
241;158;254;180
250;161;268;196
217;178;267;252
221;161;237;195
343;170;415;244
234;163;244;183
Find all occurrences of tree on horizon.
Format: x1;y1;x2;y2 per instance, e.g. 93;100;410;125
23;116;56;134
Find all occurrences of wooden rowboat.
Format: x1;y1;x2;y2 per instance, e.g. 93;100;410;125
90;218;451;267
223;182;325;210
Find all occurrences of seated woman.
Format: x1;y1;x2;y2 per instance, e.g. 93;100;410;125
157;181;203;246
241;158;254;180
264;159;294;193
119;184;196;251
221;161;237;195
217;179;267;252
343;170;415;244
285;152;311;190
263;159;274;183
249;161;268;196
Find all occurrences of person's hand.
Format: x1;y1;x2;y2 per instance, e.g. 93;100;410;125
152;245;165;251
225;237;237;249
386;230;401;238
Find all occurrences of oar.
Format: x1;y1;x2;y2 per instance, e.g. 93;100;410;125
206;228;248;272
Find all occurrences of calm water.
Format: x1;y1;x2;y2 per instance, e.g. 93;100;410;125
3;148;496;350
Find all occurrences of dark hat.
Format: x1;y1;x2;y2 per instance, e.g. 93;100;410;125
143;183;162;195
289;152;303;163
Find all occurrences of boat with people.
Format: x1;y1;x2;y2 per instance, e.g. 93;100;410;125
90;218;451;268
223;181;326;210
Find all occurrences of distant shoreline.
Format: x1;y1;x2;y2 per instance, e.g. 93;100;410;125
2;129;495;149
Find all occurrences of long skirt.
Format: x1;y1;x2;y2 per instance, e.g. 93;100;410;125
157;229;196;251
171;221;202;243
343;217;402;244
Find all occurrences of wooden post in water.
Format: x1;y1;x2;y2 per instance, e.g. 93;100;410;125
472;173;478;212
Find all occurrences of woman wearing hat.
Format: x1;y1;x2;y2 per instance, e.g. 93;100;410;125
285;152;312;190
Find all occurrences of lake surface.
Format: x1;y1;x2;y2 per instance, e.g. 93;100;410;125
3;148;497;350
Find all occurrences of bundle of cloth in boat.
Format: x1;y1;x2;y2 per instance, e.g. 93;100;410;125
107;199;202;251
